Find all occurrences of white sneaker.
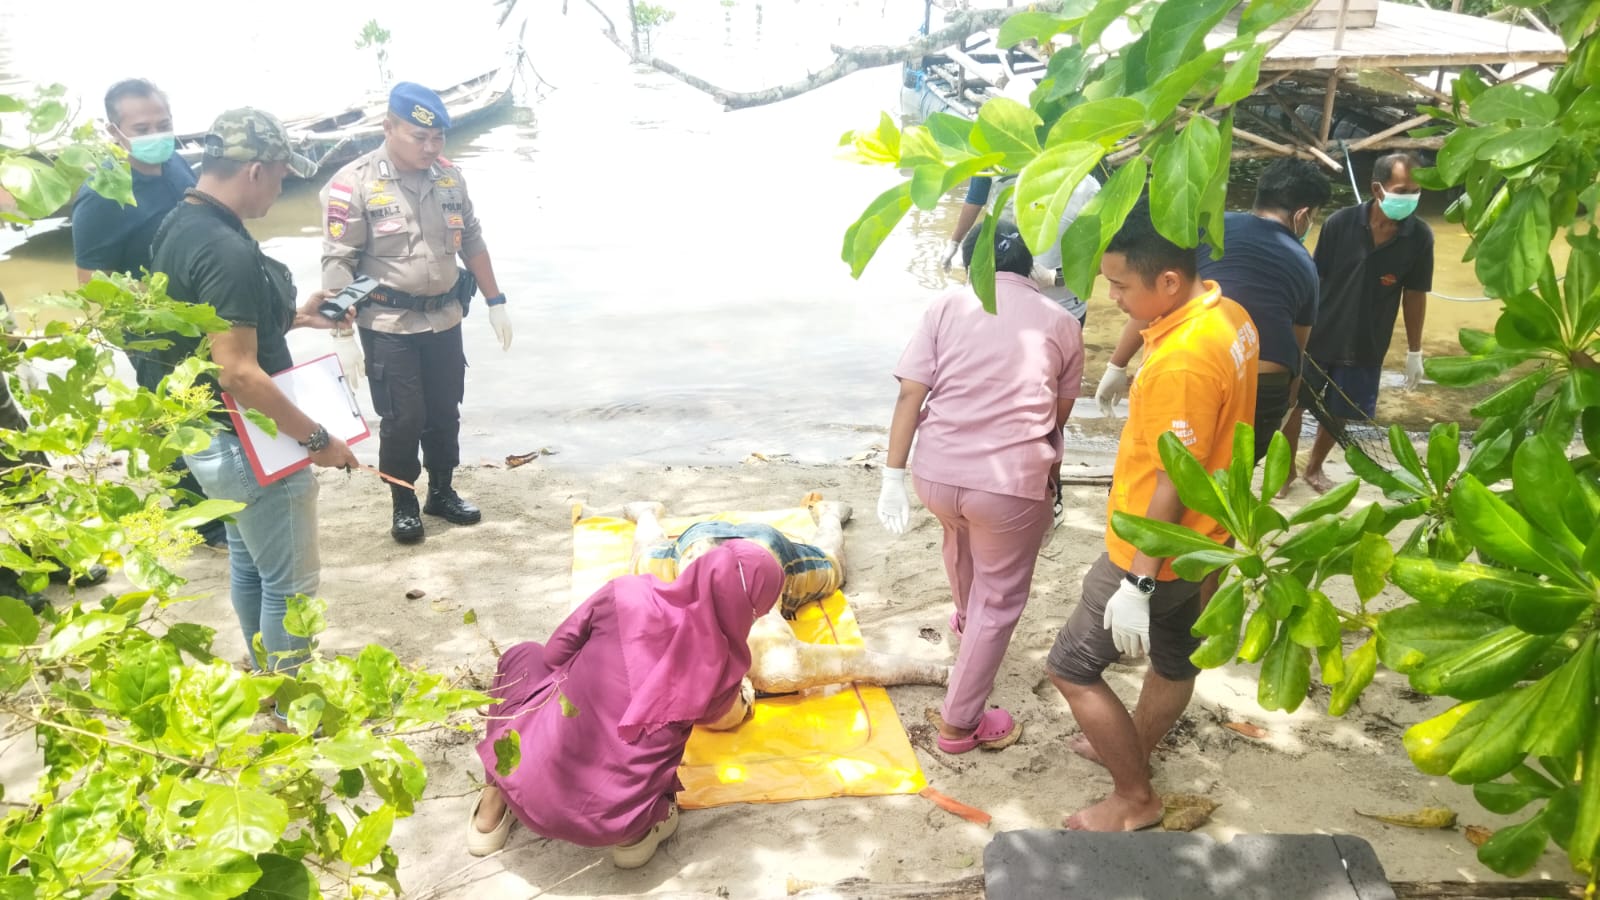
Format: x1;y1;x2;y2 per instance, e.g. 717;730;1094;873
466;791;513;857
611;801;678;869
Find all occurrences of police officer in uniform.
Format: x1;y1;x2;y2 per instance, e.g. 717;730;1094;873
320;83;513;544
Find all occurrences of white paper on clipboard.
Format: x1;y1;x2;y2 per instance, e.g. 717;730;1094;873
221;353;370;485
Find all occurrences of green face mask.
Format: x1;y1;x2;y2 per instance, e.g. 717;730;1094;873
128;132;176;166
1378;188;1420;221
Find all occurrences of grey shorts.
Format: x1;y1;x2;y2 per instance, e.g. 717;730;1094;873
1047;553;1203;684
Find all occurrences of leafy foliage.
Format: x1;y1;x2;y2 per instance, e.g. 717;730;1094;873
839;0;1600;884
839;0;1316;305
1;91;488;897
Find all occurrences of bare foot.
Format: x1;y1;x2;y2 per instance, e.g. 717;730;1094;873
1063;792;1163;832
1276;473;1297;499
1068;733;1105;767
474;787;508;833
622;501;667;523
1303;470;1335;494
808;499;853;525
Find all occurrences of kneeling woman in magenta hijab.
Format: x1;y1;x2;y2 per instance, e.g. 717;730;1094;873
468;540;783;866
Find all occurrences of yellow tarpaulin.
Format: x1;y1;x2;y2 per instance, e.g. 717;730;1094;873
571;506;927;808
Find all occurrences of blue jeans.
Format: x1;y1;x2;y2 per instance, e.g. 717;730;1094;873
185;432;321;673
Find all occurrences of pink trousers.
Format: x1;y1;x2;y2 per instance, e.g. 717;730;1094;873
914;476;1053;731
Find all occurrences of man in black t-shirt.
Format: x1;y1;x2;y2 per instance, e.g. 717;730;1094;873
1282;152;1433;495
1094;158;1332;461
151;108;358;677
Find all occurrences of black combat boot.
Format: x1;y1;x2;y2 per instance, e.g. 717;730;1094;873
391;486;425;544
422;468;481;525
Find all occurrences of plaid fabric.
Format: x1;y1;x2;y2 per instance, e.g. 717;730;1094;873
639;521;842;618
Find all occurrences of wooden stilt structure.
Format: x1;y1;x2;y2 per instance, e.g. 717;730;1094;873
902;0;1567;172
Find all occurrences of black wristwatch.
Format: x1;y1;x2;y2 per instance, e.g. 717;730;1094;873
1124;572;1157;595
298;424;330;452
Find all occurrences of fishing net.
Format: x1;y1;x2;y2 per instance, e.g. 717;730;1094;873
1298;357;1401;471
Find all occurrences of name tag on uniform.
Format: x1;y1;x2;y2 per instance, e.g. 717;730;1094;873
375;219;406;236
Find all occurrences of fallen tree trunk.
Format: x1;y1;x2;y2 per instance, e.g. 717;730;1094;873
1390;882;1585;899
780;877;1588;899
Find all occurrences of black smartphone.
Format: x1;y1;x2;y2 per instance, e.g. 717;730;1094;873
319;276;380;321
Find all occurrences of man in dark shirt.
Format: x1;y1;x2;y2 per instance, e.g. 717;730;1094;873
151;108;357;677
1282;152;1433;494
70;78;227;548
1094;158;1332;461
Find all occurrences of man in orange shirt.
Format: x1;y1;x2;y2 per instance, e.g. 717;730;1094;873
1046;202;1258;831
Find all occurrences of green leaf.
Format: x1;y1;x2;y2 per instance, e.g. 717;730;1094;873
972;98;1043;170
1145;0;1239;83
897;125;944;168
559;691;581;717
493;731;522;778
1192;579;1245;637
1058;156;1147;300
195;787;289;855
41;611;129;661
1081;0;1141;46
0;876;37;900
1472;367;1552;419
1171;546;1246;581
44;771;133;872
1511;434;1586;557
1237;608;1275;663
462;609;478;625
1286;590;1340;649
923;112;975;154
127;848;262;900
1376;603;1505;673
1150;115;1219;248
1261;572;1309;618
1239;0;1314;33
1463;429;1515;484
1271;514;1341;563
1015;141;1105;259
969;186;1009;314
1352;533;1394;603
1405;697;1501;775
1426;353;1531;387
1470;83;1560;126
238;853;319;900
1449;680;1549;782
1477;187;1553;298
1260;431;1291;502
164;498;241;533
1317;641;1346;685
1569;715;1600;872
1286;479;1360;526
1111;510;1226;558
342;806;395;868
1328;637;1378;716
842;181;914;279
1390;556;1590;632
1047;97;1145;149
1216;43;1268;107
281;594;327;640
1437;124;1510;184
241;408;278;438
114;638;178;711
1477;812;1551;876
0;596;41;646
1452;474;1582;586
997;10;1084;47
1475;781;1546;815
1258;627;1312;712
1156;431;1235;529
1478;126;1560;172
1408;625;1559;700
318;730;390;769
1525;641;1596;760
1424;422;1461;492
0;157;74;219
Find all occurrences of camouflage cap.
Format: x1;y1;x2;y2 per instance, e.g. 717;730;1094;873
202;108;318;178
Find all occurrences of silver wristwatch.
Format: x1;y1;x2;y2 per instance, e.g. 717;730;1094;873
298;424;330;452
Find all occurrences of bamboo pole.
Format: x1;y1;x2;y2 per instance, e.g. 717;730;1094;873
1319;68;1342;144
1343;112;1437;153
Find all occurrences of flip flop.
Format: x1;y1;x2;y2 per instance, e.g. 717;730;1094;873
937;708;1021;754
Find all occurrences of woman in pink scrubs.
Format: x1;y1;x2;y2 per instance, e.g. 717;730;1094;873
467;541;782;865
879;222;1085;753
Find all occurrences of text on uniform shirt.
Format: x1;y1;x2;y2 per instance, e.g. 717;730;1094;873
1228;322;1260;374
1171;419;1198;446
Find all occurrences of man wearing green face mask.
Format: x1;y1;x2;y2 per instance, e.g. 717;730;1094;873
69;78;224;549
1281;151;1433;495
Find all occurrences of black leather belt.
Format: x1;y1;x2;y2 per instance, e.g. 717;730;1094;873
369;286;455;312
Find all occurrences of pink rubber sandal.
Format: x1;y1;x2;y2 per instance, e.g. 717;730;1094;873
937;708;1021;754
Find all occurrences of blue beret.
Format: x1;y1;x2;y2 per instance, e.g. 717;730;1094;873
389;82;450;131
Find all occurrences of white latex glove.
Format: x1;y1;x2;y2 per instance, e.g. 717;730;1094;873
13;359;45;394
1404;350;1424;391
1103;579;1152;658
332;330;362;391
1095;363;1131;418
940;239;961;271
487;303;513;351
877;467;911;535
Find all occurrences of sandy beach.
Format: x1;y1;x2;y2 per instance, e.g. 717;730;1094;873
52;448;1563;899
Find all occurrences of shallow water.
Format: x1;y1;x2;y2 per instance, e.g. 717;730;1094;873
0;0;1509;468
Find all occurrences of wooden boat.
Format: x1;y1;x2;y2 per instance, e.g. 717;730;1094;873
174;64;517;178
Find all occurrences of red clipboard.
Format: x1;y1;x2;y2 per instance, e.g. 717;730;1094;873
221;353;371;485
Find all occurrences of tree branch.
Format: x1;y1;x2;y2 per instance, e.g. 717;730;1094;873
641;5;1052;109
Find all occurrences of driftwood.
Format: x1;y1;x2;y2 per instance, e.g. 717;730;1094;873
777;877;1589;900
